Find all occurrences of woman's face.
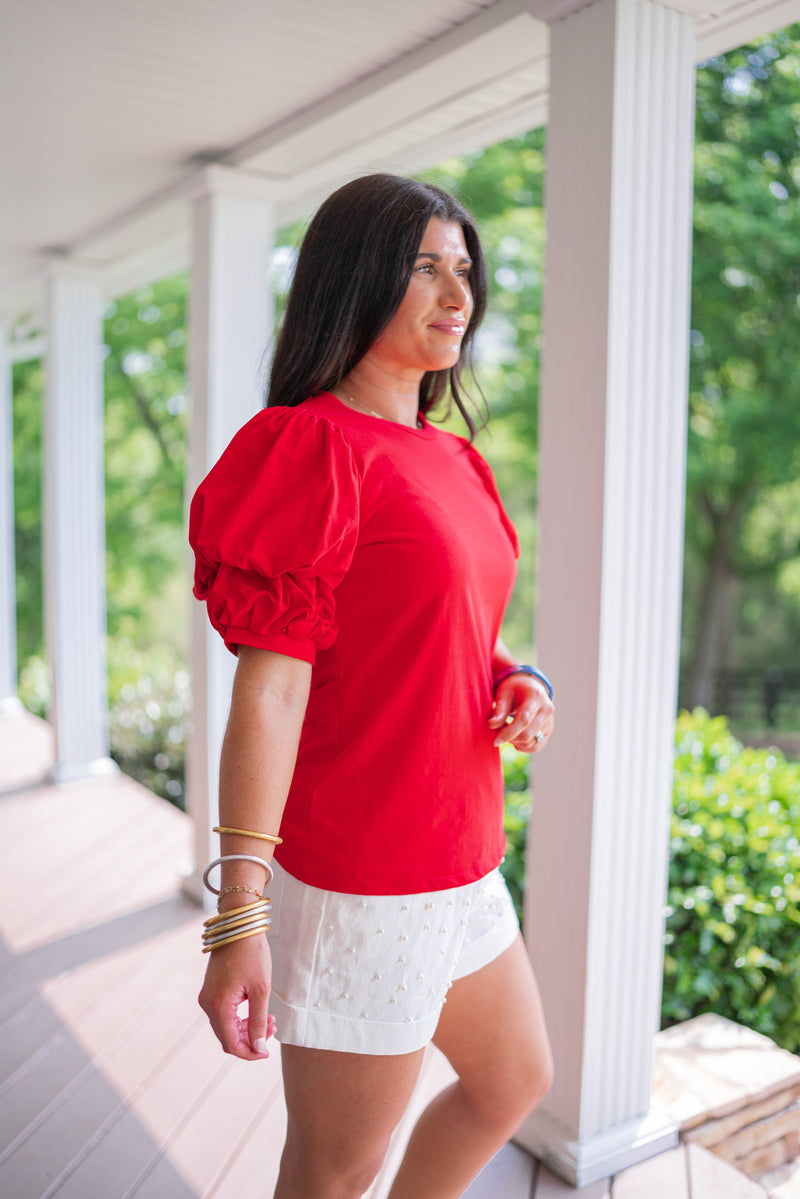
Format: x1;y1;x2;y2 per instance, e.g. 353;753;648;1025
368;218;474;377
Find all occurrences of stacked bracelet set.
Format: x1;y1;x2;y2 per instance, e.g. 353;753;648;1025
201;825;283;954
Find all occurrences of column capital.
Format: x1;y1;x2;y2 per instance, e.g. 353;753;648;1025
42;253;105;283
183;164;280;206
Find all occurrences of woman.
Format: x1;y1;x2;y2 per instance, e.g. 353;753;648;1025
190;173;554;1199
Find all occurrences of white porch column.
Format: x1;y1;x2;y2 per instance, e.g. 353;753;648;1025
184;167;275;906
0;320;21;715
44;264;115;780
518;0;696;1185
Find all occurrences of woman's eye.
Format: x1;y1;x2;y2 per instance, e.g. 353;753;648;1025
415;263;434;274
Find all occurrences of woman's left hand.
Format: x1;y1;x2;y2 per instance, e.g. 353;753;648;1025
488;674;554;753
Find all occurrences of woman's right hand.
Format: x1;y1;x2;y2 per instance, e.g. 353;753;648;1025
198;932;276;1060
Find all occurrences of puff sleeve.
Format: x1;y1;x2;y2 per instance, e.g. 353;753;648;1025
189;407;361;664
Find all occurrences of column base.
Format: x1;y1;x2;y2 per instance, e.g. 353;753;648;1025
515;1104;678;1188
49;756;119;784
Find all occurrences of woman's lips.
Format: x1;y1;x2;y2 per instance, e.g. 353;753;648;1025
429;321;466;335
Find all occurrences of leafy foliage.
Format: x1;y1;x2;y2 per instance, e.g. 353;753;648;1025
420;131;546;656
684;29;800;691
18;642;190;807
13;274;190;663
663;710;800;1048
107;640;190;806
503;712;800;1050
500;746;532;918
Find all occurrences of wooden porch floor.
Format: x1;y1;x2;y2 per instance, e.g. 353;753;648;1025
0;710;783;1198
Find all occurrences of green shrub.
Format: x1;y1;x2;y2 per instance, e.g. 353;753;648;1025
501;710;800;1051
664;709;800;1049
107;640;189;807
501;745;531;919
18;640;190;808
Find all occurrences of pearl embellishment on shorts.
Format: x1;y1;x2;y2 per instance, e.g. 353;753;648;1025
326;922;335;930
423;924;431;931
323;966;333;974
398;984;408;992
346;946;355;954
372;972;381;981
399;933;408;941
376;928;384;934
397;955;407;963
424;902;434;910
400;904;409;911
389;997;397;1004
439;927;448;934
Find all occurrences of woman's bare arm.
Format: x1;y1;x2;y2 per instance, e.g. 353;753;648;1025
199;645;311;1060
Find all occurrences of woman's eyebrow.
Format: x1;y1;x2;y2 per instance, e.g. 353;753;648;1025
416;251;473;265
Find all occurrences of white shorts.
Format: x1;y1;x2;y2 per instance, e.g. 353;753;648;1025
267;862;519;1055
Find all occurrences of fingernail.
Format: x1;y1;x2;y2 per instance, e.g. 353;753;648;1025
253;1037;269;1053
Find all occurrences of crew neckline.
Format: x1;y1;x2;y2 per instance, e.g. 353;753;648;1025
317;392;436;439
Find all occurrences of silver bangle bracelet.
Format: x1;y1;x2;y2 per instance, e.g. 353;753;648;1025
202;917;272;947
204;907;272;937
202;854;274;896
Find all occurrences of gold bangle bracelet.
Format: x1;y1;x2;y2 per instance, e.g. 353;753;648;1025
203;911;272;938
202;924;271;953
202;921;271;949
203;899;270;927
213;826;283;845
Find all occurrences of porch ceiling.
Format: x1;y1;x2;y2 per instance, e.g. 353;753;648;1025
3;0;800;318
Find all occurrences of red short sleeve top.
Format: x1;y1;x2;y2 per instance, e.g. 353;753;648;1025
190;393;519;894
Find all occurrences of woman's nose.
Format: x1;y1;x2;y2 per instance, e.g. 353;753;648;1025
440;273;471;310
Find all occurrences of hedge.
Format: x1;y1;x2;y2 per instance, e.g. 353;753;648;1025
501;710;800;1051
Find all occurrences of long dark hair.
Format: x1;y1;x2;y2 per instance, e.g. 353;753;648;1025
266;174;488;437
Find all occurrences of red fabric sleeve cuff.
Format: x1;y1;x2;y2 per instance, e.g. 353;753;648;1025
222;627;317;665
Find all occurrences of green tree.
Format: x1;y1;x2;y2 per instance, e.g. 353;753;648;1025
419;130;546;654
12;273;190;667
102;274;189;650
685;29;800;705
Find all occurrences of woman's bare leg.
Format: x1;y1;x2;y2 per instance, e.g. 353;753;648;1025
275;1043;424;1199
386;934;553;1199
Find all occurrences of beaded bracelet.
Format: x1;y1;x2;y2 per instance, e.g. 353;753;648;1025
217;884;264;905
493;664;554;701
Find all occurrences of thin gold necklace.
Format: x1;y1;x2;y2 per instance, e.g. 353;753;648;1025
343;395;423;429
